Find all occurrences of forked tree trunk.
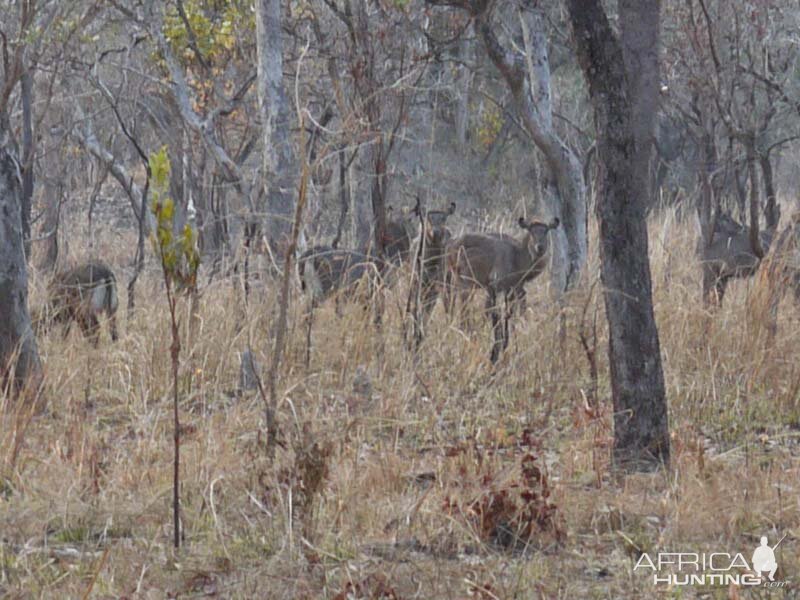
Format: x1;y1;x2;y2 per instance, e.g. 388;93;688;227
567;0;670;471
474;6;586;293
0;120;41;396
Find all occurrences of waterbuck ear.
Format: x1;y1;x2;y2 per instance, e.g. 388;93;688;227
447;202;456;215
549;218;560;230
518;216;528;229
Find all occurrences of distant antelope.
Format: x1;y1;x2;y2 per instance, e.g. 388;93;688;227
298;246;379;311
699;211;774;305
298;245;382;366
447;217;559;363
407;199;456;344
36;262;119;346
382;205;415;265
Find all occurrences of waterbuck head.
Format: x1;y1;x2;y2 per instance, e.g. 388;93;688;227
518;216;559;261
414;200;456;247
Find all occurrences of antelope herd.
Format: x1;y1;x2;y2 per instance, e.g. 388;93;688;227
32;200;800;362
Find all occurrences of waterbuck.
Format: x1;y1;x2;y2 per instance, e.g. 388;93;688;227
36;261;119;346
406;199;456;345
298;245;382;366
699;211;774;305
382;205;415;265
298;246;380;309
447;217;559;363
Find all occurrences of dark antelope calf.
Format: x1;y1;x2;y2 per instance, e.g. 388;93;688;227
36;261;119;346
447;217;559;363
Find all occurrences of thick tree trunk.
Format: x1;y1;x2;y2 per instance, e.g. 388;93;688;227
256;0;297;262
0;122;41;396
567;0;670;471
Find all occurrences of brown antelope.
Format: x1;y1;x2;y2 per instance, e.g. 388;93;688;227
447;217;559;363
298;245;382;366
699;211;774;305
298;246;379;310
382;205;415;265
36;262;119;346
407;199;456;345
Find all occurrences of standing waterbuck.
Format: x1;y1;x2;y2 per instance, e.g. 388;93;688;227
447;217;559;363
699;211;774;306
36;261;119;346
406;199;456;346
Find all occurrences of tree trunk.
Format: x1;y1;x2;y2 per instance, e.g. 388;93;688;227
0;121;41;396
475;7;586;292
38;178;62;273
371;141;388;258
454;23;473;146
760;152;779;232
20;70;34;261
256;0;297;262
567;0;670;471
745;136;764;259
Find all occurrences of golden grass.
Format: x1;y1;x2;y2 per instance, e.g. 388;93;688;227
0;209;799;598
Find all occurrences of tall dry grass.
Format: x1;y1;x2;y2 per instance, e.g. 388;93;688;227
0;208;798;598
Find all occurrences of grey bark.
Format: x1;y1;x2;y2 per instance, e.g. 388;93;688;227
38;175;63;273
20;69;33;260
0;120;41;394
256;0;297;258
454;23;474;146
473;4;586;293
567;0;670;471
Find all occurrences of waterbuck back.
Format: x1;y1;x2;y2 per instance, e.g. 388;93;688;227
448;217;559;295
298;246;377;306
700;212;774;305
41;261;119;345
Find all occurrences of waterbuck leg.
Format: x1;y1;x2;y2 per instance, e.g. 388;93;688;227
714;277;729;306
415;280;438;348
109;312;119;342
502;291;513;352
79;314;101;347
304;300;316;369
486;289;502;364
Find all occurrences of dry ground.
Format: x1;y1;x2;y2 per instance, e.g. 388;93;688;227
1;210;799;599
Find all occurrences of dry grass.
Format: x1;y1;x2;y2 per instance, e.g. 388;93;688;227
1;209;799;599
